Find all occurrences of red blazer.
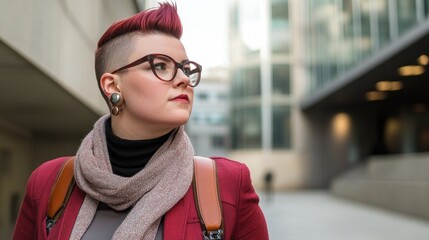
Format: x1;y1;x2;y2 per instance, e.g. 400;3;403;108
13;156;269;240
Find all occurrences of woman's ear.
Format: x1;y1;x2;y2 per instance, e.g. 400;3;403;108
100;73;121;98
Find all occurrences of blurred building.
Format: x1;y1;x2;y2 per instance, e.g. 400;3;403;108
303;0;429;221
228;0;306;190
229;0;429;220
186;67;231;157
0;0;137;237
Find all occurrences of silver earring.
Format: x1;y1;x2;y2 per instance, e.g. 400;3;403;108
110;92;123;116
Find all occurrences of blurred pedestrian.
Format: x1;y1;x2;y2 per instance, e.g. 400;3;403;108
264;171;275;201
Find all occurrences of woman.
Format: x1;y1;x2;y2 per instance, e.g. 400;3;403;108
13;3;268;240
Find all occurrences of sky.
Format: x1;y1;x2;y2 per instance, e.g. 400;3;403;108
147;0;229;69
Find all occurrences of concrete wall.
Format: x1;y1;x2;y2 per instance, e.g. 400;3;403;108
0;1;137;238
0;0;136;115
300;104;388;188
332;153;429;221
229;150;308;190
0;121;33;238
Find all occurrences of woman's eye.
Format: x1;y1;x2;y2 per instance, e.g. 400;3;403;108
183;68;191;75
153;63;167;71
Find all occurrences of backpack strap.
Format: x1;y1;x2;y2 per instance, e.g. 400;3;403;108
46;157;75;233
193;156;224;240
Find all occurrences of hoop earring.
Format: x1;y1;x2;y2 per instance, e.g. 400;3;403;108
110;92;123;116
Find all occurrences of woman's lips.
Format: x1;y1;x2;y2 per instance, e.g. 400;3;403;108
171;94;189;102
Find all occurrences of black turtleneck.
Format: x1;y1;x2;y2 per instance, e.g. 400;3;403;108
105;118;171;177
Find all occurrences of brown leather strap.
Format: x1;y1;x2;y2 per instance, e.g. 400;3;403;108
47;157;75;220
193;156;223;239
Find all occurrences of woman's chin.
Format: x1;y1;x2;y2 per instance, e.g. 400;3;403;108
174;117;190;126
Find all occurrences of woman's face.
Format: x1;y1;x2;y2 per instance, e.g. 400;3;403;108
112;34;194;138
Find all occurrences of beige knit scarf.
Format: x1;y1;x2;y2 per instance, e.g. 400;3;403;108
70;115;194;239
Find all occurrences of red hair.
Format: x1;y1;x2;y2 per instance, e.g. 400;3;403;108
97;2;182;48
94;2;183;104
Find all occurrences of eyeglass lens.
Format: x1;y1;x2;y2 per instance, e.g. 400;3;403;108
152;55;200;86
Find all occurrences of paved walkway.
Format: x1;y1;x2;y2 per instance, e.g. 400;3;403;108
259;191;429;240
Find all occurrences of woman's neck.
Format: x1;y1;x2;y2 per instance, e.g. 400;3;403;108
105;118;172;177
110;115;175;140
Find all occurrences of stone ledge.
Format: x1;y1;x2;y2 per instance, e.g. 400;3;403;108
332;178;429;220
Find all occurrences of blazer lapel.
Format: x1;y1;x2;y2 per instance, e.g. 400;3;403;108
163;187;192;240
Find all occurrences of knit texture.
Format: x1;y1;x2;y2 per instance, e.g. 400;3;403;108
70;115;194;239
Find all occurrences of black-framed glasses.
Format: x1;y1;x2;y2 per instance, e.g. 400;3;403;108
111;53;202;87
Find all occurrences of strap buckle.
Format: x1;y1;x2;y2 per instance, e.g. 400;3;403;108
203;229;224;240
46;218;55;234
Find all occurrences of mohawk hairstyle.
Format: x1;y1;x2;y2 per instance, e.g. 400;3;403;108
94;2;183;103
97;2;183;48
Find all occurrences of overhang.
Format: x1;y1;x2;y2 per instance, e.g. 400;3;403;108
0;41;100;138
301;19;429;112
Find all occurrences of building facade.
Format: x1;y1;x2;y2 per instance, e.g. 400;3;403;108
302;0;429;220
229;0;429;220
228;0;307;190
0;0;137;238
186;67;231;157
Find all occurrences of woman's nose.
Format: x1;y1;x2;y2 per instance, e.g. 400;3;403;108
173;68;191;87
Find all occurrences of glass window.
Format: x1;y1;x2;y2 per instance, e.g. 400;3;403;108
272;105;291;149
232;106;262;149
217;93;228;101
197;92;209;101
211;135;226;148
244;67;261;97
397;0;418;34
359;0;372;58
376;0;390;48
424;0;429;17
232;66;261;100
190;113;201;124
271;0;290;53
303;0;423;97
341;0;360;65
272;64;290;95
232;69;244;100
231;2;239;33
207;113;228;125
305;1;321;92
